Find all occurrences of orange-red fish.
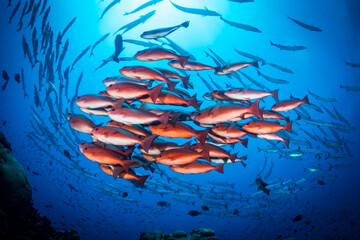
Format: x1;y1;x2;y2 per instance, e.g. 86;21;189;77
271;95;309;112
155;146;210;165
242;121;292;134
91;126;157;152
119;66;178;90
211;124;247;138
102;77;153;87
79;143;134;172
75;94;123;109
135;48;189;67
99;164;149;187
256;133;290;147
149;121;208;145
190;100;262;124
262;110;289;121
190;143;238;163
224;88;279;102
79;107;109;116
169;161;224;174
107;120;151;137
67;113;96;134
138;140;190;155
138;91;200;110
207;132;248;148
108;107;170;126
106;83;163;103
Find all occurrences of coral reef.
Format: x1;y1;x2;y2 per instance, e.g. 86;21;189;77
139;228;219;240
0;132;80;240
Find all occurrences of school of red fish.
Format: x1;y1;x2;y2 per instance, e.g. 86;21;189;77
67;47;310;187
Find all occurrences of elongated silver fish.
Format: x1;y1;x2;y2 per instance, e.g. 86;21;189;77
99;0;121;21
288;16;322;32
340;85;360;91
309;90;337;102
141;21;190;40
90;33;110;56
124;0;163;16
220;16;261;33
256;70;289;84
113;10;156;35
170;1;222;17
71;45;91;71
270;41;307;51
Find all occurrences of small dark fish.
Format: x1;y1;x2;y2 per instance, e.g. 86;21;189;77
317;180;325;185
40;0;48;15
3;121;7;126
188;210;201;216
64;150;72;159
26;2;40;30
67;183;79;192
7;0;12;7
233;209;239;214
220;16;261;33
8;0;21;24
345;61;360;68
25;0;35;15
157;201;170;207
2;71;10;90
201;206;209;211
16;1;27;31
293;215;303;222
32;171;40;175
122;192;128;198
113;34;124;62
255;178;270;195
113;10;156;35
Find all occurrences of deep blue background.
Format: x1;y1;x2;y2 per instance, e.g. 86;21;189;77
0;0;360;239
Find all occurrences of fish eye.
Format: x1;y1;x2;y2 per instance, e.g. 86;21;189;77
95;128;98;131
84;148;88;150
159;154;162;157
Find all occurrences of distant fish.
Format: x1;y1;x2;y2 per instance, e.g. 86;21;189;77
255;178;270;195
220;16;261;33
90;33;110;57
67;183;79;192
21;67;28;97
265;62;294;74
16;1;27;31
8;0;21;24
122;192;128;198
308;90;337;102
345;61;360;68
293;214;303;222
113;34;124;62
157;201;170;207
26;1;40;30
288;16;322;32
256;70;289;84
114;10;156;35
14;73;20;83
170;1;222;17
164;37;196;60
7;0;12;7
270;41;307;51
71;45;91;71
340;85;360;91
61;17;77;38
2;71;10;90
140;21;190;40
234;48;265;63
188;210;201;216
124;0;163;16
25;0;35;15
99;0;121;21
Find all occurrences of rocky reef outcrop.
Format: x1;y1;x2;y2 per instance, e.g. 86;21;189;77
0;132;80;239
139;228;219;240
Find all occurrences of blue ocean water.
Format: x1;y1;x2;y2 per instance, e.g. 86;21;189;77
1;0;360;239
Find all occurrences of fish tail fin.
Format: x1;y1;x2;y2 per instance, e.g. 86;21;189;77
124;146;135;158
113;99;124;108
253;61;259;68
196;130;208;146
200;145;210;162
302;95;309;104
137;175;150;187
230;153;237;163
158;111;170;127
240;138;248;148
265;189;270;195
271;89;279;102
249;99;262;119
257;147;261;152
121;161;130;173
188;94;200;110
214;66;222;72
239;154;248;167
284;139;290;148
149;84;163;103
285;121;293;133
182;75;190;85
178;55;190;68
170;112;180;121
270;41;274;46
167;80;178;91
139;135;157;153
215;164;224;174
181;21;190;28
